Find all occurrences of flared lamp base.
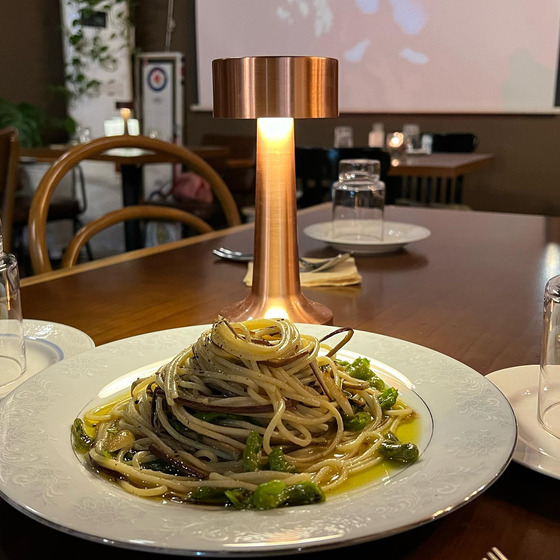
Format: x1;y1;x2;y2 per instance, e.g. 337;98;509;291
219;292;333;325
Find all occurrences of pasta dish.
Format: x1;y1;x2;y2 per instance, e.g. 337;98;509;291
72;317;419;510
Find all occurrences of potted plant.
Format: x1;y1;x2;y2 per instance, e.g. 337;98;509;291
0;97;75;148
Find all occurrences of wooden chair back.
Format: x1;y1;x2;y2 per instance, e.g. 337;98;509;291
0;127;20;252
61;204;214;268
28;135;241;274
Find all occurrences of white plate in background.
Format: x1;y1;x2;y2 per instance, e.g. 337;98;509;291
303;221;431;254
0;319;94;398
487;364;560;480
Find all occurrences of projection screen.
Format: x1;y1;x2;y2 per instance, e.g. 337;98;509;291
195;0;560;114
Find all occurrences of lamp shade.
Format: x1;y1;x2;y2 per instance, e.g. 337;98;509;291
212;56;338;119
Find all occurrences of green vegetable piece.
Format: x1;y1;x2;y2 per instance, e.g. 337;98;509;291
252;480;286;510
268;447;297;473
368;374;386;391
72;418;94;453
344;357;371;380
243;430;264;472
190;486;229;505
281;482;325;507
224;488;254;509
252;480;326;510
342;357;386;390
378;387;398;410
380;439;419;464
343;411;373;431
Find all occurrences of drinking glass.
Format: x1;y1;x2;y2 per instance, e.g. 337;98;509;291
539;274;560;438
403;123;420;151
334;126;354;148
331;159;385;242
0;221;26;387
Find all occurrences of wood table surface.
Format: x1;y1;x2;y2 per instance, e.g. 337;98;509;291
389;152;494;178
7;203;560;559
20;144;230;166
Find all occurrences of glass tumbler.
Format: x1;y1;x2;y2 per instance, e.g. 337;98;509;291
0;251;26;386
332;159;385;242
538;274;560;438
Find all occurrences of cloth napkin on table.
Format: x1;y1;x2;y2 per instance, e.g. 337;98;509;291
243;257;361;287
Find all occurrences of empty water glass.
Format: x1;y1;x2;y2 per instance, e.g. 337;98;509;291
538;274;560;438
0;223;26;387
332;159;385;242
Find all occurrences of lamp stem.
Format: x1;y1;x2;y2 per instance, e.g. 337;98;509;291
219;118;333;324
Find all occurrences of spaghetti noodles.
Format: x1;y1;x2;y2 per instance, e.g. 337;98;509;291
73;317;418;509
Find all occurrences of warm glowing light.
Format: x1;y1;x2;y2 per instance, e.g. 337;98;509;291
119;107;131;120
387;132;404;148
264;305;290;319
258;117;293;140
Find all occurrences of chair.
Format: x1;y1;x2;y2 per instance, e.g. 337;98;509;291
396;132;478;209
60;204;214;268
295;146;393;208
295;146;335;208
201;133;256;217
28;134;241;274
0;127;20;252
428;132;478;153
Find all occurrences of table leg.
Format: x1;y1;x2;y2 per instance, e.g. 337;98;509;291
120;164;143;250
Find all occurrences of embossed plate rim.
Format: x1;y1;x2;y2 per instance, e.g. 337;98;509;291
0;319;95;398
0;324;516;557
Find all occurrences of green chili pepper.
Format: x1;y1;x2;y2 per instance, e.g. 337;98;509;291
243;430;264;472
224;488;254;509
268;447;297;473
72;418;94;453
378;387;398;410
341;357;386;390
252;480;325;510
190;486;230;505
343;411;373;431
380;434;419;464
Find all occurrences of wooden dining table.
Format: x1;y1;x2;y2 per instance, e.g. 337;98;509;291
389;152;495;179
6;202;560;559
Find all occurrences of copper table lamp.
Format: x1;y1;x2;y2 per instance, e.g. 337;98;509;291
212;56;338;324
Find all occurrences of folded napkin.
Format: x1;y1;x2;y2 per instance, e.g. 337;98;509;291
243;257;361;287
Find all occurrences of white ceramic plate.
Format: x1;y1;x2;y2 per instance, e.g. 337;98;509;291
0;319;95;398
0;325;515;557
303;221;431;254
487;364;560;480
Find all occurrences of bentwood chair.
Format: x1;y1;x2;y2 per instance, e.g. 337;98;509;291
28;135;241;274
0;126;20;252
60;204;214;268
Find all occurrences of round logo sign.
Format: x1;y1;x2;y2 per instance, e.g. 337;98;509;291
147;67;168;92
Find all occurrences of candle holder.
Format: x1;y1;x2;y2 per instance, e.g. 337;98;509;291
212;56;338;324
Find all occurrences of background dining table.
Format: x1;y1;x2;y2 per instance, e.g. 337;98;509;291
7;203;560;559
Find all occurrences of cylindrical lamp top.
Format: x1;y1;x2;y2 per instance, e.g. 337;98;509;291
212;56;338;119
